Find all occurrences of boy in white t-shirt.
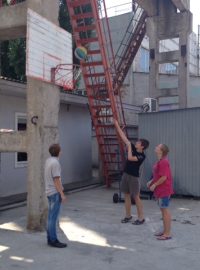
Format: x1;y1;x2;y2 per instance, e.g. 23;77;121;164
45;144;67;248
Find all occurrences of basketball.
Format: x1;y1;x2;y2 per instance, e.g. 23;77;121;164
74;46;87;61
7;0;13;5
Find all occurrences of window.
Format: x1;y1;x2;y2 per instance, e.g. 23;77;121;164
15;113;27;168
140;48;149;73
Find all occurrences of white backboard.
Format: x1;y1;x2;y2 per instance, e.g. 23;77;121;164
26;9;73;88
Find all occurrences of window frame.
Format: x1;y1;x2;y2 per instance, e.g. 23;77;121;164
15;112;27;168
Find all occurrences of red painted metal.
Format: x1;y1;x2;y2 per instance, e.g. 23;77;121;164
113;6;147;93
66;0;127;186
51;64;81;90
65;0;147;186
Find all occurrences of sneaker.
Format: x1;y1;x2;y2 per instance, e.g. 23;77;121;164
48;240;67;248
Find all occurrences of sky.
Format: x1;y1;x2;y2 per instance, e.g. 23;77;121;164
105;0;200;33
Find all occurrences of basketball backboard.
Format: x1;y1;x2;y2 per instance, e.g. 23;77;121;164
26;8;73;88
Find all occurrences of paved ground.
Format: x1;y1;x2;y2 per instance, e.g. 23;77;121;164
0;185;200;270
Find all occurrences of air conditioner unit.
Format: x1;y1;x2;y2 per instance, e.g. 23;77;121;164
142;98;158;112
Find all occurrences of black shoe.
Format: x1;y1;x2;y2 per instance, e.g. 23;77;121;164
121;216;132;223
132;219;145;225
48;240;67;248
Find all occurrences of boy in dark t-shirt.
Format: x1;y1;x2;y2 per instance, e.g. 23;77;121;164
114;119;149;225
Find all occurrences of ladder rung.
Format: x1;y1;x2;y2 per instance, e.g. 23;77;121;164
85;72;105;78
82;61;103;67
98;134;116;136
94;114;113;118
102;152;118;154
69;0;91;8
71;12;93;20
96;124;114;128
87;49;101;55
104;161;121;164
77;37;98;44
74;24;96;32
86;84;106;89
92;105;111;109
100;143;118;146
88;95;109;100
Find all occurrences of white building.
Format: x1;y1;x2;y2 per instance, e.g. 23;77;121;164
0;78;93;198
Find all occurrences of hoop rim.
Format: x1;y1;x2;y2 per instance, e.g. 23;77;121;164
51;63;81;90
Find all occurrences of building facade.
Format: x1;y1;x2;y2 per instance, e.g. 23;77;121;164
0;78;92;197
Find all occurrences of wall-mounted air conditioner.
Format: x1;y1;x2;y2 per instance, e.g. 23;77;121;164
142;98;158;112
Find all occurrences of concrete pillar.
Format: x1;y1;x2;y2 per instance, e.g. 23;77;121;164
25;0;60;231
145;0;192;108
26;79;60;230
147;18;159;98
179;32;190;108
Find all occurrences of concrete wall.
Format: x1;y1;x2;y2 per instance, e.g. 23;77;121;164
59;103;92;184
0;94;27;196
131;72;200;108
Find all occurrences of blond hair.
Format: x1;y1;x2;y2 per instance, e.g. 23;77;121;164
160;144;169;157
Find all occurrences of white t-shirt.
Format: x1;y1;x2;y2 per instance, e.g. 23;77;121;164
45;157;61;196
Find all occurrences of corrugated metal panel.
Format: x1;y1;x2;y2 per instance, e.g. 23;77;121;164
139;108;200;196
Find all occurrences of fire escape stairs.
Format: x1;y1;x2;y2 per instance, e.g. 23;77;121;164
66;0;147;186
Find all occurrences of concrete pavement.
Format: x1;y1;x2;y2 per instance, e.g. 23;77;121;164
0;185;200;270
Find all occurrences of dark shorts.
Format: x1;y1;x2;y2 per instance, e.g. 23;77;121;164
120;172;140;197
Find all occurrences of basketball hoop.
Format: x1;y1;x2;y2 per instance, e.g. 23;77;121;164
51;64;81;90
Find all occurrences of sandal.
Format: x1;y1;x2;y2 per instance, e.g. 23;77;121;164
121;216;132;223
157;235;172;240
132;219;145;225
154;232;164;237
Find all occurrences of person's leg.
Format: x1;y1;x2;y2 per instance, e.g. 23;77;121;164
161;208;171;237
121;173;132;222
121;193;132;223
156;197;172;240
130;178;145;224
134;193;144;221
47;193;61;243
124;193;132;218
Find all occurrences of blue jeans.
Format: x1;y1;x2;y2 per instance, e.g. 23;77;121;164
157;196;171;209
47;193;61;242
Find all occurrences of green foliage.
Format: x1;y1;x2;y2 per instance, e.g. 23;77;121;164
0;38;26;81
58;0;72;33
8;38;26;81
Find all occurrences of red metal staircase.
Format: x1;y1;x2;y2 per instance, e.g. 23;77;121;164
113;3;147;93
66;0;147;187
66;0;127;186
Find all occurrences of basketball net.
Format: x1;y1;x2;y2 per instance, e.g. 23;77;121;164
51;64;81;90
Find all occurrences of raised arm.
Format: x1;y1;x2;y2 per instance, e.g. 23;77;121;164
113;119;130;146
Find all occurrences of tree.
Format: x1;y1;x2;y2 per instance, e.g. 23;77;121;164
58;0;72;33
0;39;26;81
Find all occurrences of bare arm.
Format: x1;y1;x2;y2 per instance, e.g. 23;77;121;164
113;119;130;146
150;176;167;191
54;177;66;202
127;143;138;161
